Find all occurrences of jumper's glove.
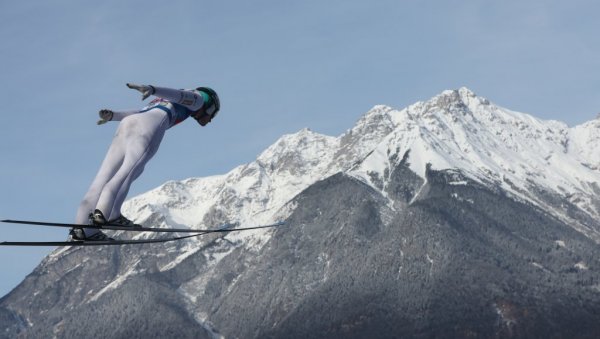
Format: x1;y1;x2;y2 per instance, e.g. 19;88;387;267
126;83;155;100
97;109;114;125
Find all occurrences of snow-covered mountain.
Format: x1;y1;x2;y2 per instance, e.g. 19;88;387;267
350;88;600;238
124;87;599;243
2;88;600;338
126;87;599;240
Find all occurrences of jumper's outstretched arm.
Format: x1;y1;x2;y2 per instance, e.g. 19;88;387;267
126;83;205;111
96;109;141;125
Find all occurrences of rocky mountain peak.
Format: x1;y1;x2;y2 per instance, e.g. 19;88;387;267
418;87;488;116
256;128;337;175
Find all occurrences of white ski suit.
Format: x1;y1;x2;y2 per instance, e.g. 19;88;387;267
76;86;207;235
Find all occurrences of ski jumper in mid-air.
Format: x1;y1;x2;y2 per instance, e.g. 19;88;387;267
70;84;220;241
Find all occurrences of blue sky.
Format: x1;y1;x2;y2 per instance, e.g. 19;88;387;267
1;0;599;296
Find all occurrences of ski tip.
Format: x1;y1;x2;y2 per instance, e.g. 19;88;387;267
217;222;238;230
268;221;285;227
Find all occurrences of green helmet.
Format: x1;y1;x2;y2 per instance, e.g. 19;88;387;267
196;87;220;119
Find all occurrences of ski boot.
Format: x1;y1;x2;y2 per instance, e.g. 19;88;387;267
90;209;142;228
68;228;115;242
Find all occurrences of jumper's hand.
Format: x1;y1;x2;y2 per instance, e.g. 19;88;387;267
126;83;155;100
97;109;114;125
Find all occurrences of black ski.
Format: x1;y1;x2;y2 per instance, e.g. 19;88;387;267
0;221;285;246
1;219;282;233
0;233;202;247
